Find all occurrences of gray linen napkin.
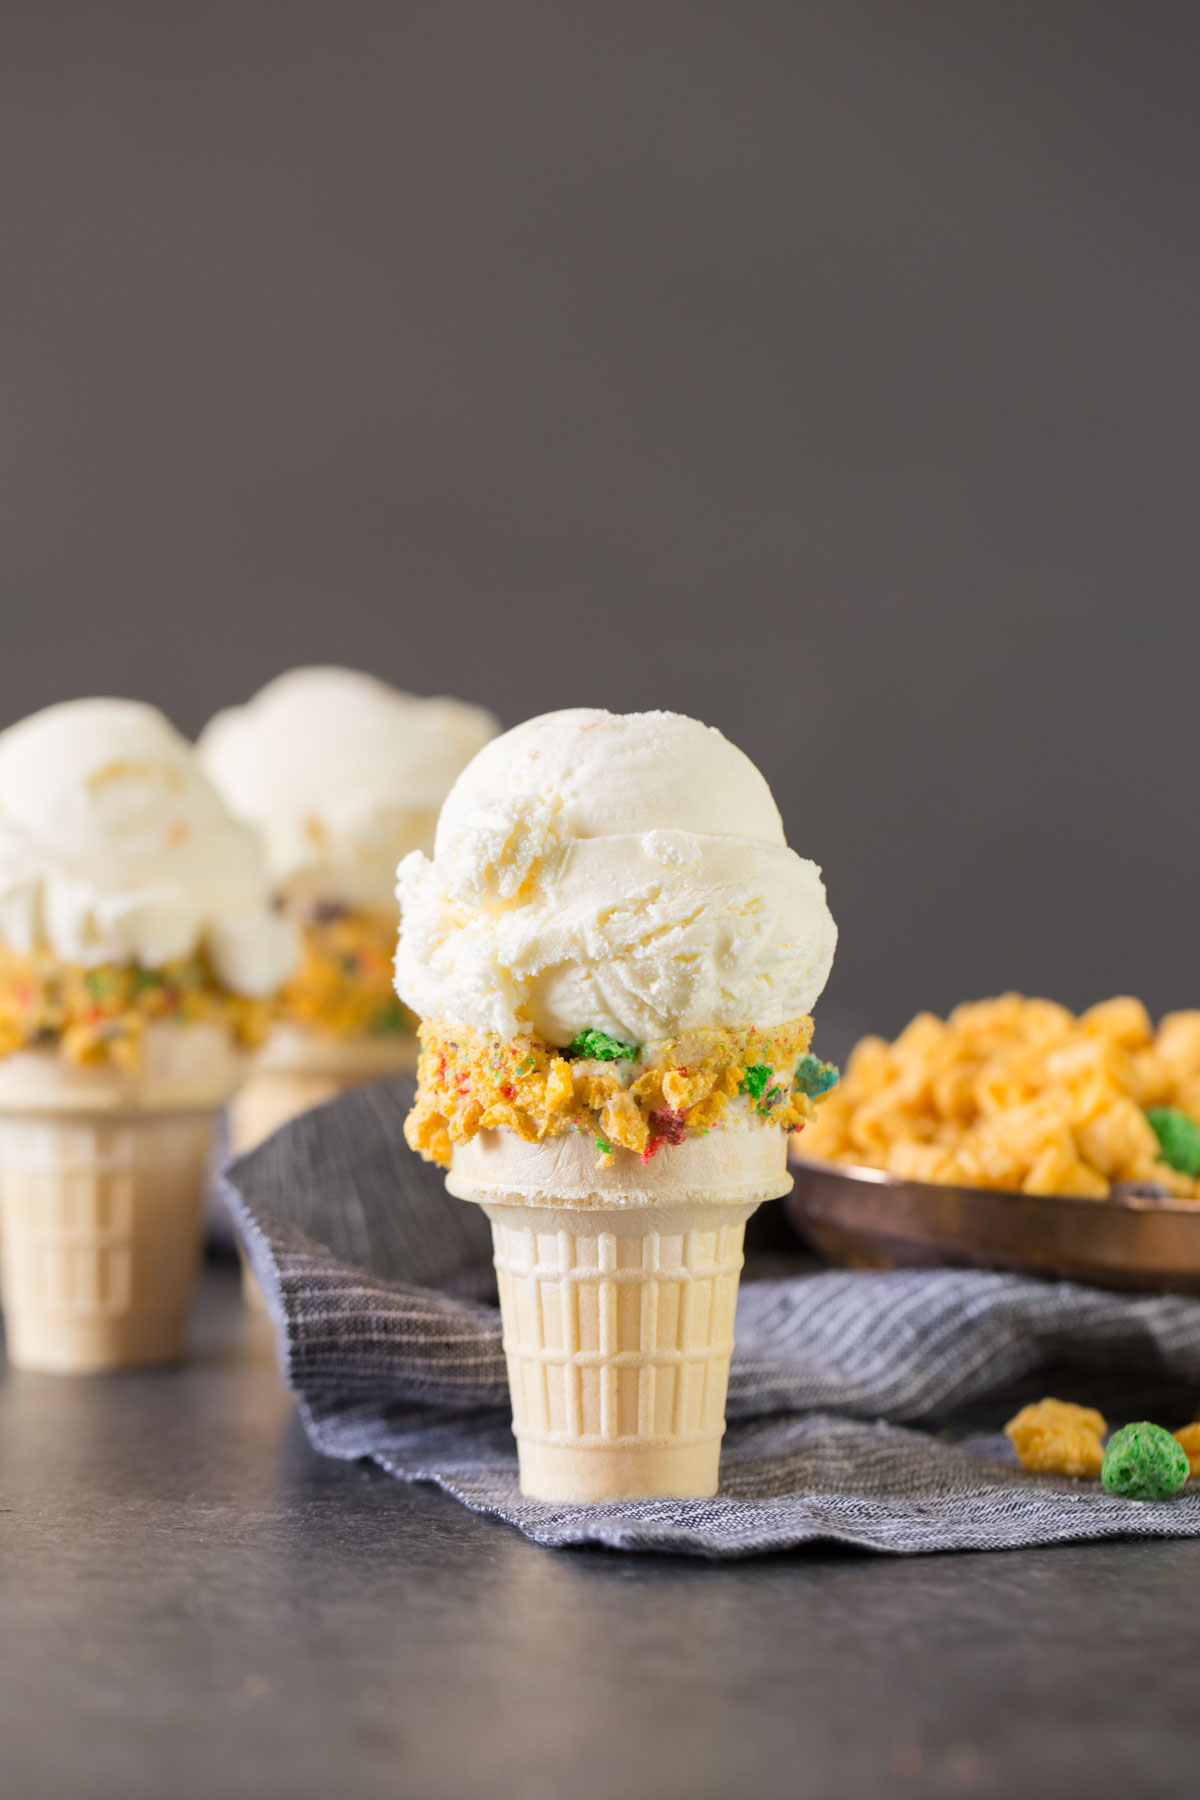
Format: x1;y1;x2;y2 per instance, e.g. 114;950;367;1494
224;1076;1200;1557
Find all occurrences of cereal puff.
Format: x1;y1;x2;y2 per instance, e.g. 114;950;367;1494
1005;1399;1108;1478
1173;1422;1200;1478
1101;1422;1190;1500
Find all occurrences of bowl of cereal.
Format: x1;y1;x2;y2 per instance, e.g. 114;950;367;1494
787;996;1200;1294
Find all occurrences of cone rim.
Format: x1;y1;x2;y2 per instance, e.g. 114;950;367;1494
446;1123;793;1209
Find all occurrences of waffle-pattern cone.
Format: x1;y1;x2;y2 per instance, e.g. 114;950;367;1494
228;1026;419;1156
230;1027;417;1312
446;1127;793;1501
0;1025;242;1373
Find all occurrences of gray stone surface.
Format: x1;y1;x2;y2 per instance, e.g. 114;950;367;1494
2;1265;1198;1800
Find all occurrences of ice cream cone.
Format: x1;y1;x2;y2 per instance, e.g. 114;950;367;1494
0;1024;244;1373
228;1024;418;1156
229;1025;417;1310
395;707;839;1500
446;1126;792;1501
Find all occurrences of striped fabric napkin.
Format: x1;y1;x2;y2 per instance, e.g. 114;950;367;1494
225;1076;1200;1557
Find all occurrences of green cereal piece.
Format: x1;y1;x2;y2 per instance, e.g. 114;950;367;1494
568;1029;639;1062
594;1136;613;1157
794;1053;840;1099
1101;1421;1190;1500
739;1063;773;1100
1146;1108;1200;1178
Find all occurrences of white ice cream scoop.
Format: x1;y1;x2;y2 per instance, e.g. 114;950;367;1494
197;666;499;909
0;697;298;994
395;706;837;1045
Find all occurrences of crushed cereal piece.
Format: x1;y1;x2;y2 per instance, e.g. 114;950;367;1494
649;1107;688;1147
1005;1398;1107;1478
661;1066;699;1110
600;1089;650;1154
274;904;413;1040
740;1064;773;1100
544;1057;575;1112
1101;1421;1189;1499
795;1052;839;1099
567;1028;640;1062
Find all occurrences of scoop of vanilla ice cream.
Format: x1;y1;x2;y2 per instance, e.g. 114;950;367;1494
394;708;837;1046
0;699;298;995
197;668;500;909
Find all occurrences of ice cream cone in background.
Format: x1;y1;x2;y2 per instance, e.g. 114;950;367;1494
198;668;496;1147
0;1024;244;1371
0;699;299;1371
227;1025;418;1155
229;1030;418;1313
396;709;839;1501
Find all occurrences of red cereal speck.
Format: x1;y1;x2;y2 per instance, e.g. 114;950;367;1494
650;1107;688;1146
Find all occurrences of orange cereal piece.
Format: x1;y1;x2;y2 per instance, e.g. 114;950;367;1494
1079;996;1154;1050
543;1057;575;1113
1155;1012;1200;1075
1173;1422;1200;1478
1005;1398;1107;1478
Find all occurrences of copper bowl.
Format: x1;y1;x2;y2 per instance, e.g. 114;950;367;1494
785;1153;1200;1294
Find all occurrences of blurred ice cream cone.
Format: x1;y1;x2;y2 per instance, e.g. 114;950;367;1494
0;1024;244;1371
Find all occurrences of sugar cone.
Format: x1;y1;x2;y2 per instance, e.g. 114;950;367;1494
229;1025;418;1311
446;1126;793;1502
0;1023;244;1373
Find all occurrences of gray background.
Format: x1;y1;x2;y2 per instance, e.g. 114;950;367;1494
2;3;1198;1057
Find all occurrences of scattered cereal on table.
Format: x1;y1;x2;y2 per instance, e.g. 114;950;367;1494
1172;1422;1200;1478
1005;1399;1107;1478
1101;1422;1190;1500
